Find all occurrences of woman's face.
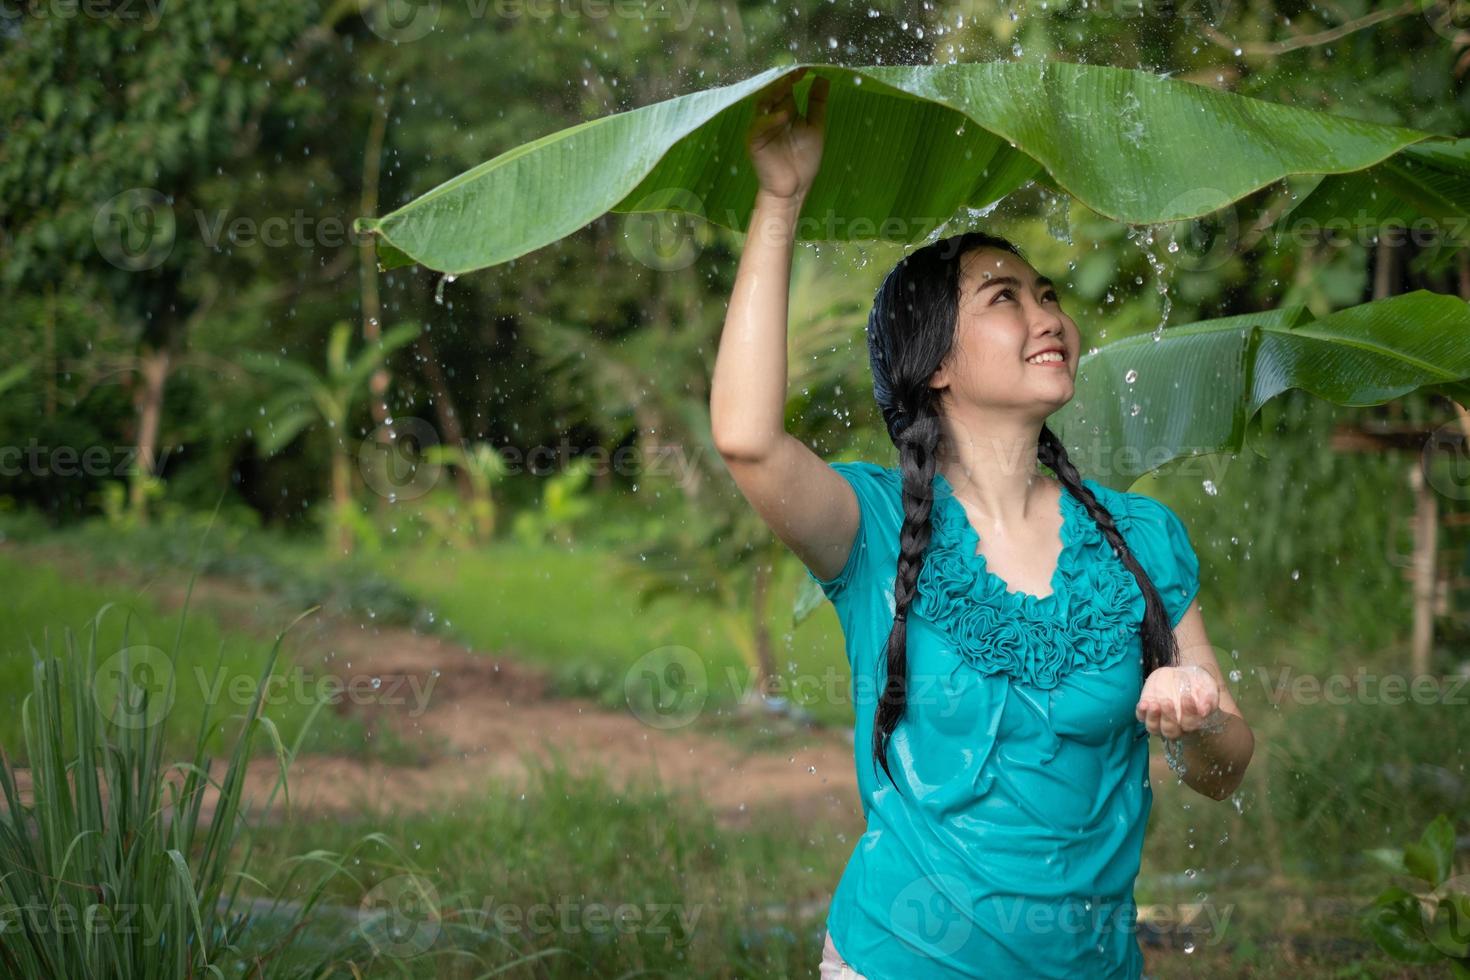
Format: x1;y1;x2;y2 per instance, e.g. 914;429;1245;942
930;246;1081;419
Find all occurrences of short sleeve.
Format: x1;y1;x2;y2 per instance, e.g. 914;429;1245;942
804;460;896;603
1121;493;1201;628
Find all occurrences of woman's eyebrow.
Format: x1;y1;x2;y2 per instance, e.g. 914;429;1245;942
975;274;1056;293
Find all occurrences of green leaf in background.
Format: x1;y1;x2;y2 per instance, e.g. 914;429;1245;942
1404;813;1458;886
1050;289;1470;491
356;60;1457;275
1365;847;1409;874
1280;138;1470;272
1362;887;1445;965
1426;889;1470;960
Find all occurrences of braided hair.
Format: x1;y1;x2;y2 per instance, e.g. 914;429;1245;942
865;231;1180;791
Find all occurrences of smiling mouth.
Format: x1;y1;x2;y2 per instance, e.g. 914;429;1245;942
1025;351;1066;366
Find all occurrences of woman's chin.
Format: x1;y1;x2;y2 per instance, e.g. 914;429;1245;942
1036;378;1076;409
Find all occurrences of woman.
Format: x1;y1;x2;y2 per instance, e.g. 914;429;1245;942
709;68;1255;979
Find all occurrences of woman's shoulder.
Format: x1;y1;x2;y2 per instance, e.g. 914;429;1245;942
826;459;902;509
1075;477;1201;626
1077;476;1186;531
828;458;900;483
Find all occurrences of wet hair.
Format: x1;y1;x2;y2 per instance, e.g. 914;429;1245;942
865;230;1179;791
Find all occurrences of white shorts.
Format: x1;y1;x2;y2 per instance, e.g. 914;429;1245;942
819;930;869;980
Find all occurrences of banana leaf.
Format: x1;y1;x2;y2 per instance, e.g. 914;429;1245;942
791;289;1470;624
1277;138;1470;277
355;60;1460;275
1051;289;1470;491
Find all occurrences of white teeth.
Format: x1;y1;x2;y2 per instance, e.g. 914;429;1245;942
1026;351;1064;364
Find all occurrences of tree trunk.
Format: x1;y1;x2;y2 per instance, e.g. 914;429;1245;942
44;286;57;418
129;346;172;521
360;86;397;514
332;444;355;556
750;558;778;699
415;330;475;502
1409;461;1438;677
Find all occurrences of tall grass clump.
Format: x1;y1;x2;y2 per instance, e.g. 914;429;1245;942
0;591;380;978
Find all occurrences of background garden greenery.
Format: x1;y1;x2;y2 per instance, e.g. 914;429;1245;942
2;0;1469;976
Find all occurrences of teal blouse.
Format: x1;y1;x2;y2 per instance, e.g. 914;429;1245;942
807;461;1201;980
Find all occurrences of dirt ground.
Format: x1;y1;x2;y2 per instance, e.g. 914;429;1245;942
3;552;866;833
232;614;866;832
3;543;1180;835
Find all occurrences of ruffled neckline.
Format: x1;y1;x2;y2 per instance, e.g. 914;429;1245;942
912;471;1145;689
930;470;1087;618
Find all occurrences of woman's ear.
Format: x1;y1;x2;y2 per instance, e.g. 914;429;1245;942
928;364;950;395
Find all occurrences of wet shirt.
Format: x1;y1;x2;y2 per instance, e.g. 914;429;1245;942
807;461;1201;980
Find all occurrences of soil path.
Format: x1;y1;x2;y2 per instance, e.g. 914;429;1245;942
4;545;1180;833
231;614;864;831
3;547;865;832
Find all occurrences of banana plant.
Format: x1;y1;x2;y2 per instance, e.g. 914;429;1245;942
422;441;510;543
1051;288;1470;491
350;57;1470;630
353;57;1470;495
789;289;1470;623
354;61;1462;274
510;456;597;548
244;319;421;555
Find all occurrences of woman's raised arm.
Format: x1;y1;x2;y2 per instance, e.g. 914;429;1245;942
708;69;858;584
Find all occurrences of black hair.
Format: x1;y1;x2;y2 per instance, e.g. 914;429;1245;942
865;231;1180;791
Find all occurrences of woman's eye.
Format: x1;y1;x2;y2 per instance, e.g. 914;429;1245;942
991;287;1061;304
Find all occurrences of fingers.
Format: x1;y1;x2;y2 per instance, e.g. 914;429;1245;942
1159;698;1182;739
1135;698;1168;738
756;67;805;112
1139;697;1184;739
755;68;828;127
749;104;793;132
806;75;830;129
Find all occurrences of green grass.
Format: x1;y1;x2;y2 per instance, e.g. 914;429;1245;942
393;540;855;727
0;553;408;762
241;745;1463;980
0;599;359;978
246;750;856;979
0;510;431;630
3;489;1466;977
